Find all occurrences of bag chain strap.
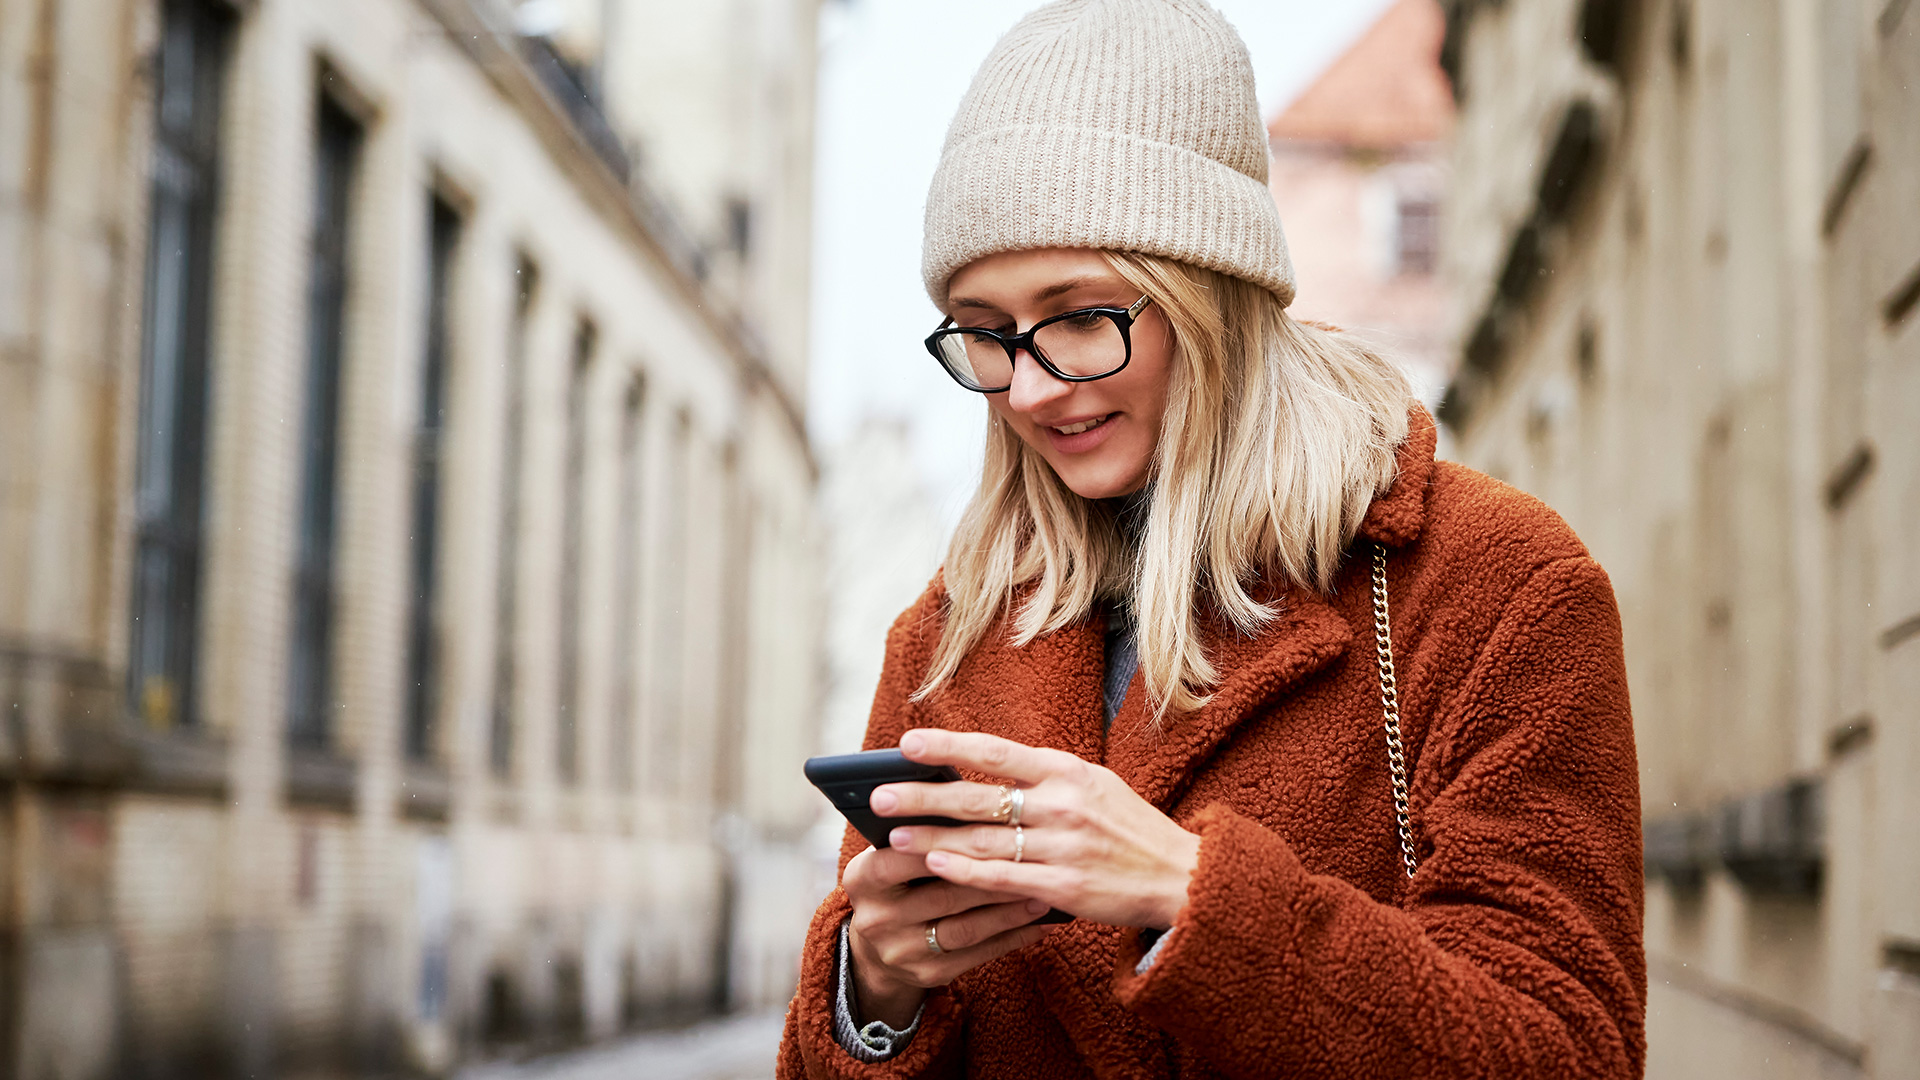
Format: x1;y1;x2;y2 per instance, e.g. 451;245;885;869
1371;543;1419;879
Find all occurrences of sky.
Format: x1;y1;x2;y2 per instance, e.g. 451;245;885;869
807;0;1397;523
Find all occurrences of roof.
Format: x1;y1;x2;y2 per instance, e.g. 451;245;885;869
1268;0;1455;148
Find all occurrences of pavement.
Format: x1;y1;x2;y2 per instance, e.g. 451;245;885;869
455;1009;788;1080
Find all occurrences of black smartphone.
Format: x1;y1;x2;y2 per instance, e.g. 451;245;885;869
804;748;1073;924
804;748;965;849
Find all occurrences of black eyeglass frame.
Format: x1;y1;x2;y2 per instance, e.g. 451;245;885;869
923;294;1154;393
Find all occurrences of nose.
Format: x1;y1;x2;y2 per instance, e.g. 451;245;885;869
1003;346;1073;416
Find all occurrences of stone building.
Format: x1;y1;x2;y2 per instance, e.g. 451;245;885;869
0;0;823;1076
816;419;945;767
1438;0;1918;1076
1268;0;1456;399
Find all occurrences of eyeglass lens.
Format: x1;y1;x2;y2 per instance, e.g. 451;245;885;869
934;312;1127;389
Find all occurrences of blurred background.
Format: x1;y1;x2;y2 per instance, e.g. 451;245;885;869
0;0;1914;1077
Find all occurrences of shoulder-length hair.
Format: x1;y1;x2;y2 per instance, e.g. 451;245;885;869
916;251;1414;720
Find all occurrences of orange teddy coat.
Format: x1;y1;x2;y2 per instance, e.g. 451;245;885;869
778;411;1646;1079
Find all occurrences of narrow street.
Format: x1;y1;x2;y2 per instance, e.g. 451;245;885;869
456;1011;787;1080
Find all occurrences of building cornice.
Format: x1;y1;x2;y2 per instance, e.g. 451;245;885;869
412;0;815;475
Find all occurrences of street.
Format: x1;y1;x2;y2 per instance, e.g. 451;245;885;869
456;1011;788;1080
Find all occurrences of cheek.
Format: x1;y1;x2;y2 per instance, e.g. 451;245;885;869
984;396;1047;453
1118;337;1175;428
984;395;1022;437
1135;327;1177;398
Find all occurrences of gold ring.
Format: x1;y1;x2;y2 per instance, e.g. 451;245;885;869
1008;787;1025;829
993;784;1015;823
1012;824;1025;864
925;922;943;955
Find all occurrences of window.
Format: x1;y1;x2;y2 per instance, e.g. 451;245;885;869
725;196;752;259
287;90;363;750
611;376;645;791
489;257;538;778
649;409;691;792
1396;192;1440;276
556;319;595;784
404;197;461;762
128;0;232;731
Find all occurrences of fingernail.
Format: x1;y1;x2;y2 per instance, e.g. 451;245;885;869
1026;899;1048;915
889;828;912;848
926;851;949;871
871;789;896;813
901;732;924;756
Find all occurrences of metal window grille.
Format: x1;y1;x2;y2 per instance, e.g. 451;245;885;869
556;320;596;784
287;91;362;750
611;376;645;790
404;197;461;762
489;258;538;777
651;410;692;791
128;0;232;732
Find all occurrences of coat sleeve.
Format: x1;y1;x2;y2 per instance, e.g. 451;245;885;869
1112;555;1646;1079
778;586;969;1080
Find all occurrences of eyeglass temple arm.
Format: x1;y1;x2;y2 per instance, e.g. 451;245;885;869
932;298;1144;335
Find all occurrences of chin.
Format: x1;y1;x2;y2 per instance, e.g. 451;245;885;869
1053;461;1149;501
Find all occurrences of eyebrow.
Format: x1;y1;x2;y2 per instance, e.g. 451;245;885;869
948;275;1114;311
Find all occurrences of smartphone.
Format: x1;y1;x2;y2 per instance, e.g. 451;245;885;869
804;747;1073;924
805;748;965;848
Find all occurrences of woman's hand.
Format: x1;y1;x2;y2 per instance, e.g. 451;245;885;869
873;729;1202;930
841;844;1057;1030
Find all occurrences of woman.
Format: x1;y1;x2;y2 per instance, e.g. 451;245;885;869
779;1;1645;1077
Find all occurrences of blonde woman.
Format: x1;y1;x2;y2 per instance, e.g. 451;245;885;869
779;2;1645;1077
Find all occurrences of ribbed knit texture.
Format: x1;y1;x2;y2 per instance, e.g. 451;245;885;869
923;0;1296;305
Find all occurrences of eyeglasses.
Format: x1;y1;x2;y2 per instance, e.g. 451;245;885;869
924;295;1154;394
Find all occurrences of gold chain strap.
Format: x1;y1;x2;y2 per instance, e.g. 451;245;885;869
1371;543;1419;878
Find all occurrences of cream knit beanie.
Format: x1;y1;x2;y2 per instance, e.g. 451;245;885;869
922;0;1294;307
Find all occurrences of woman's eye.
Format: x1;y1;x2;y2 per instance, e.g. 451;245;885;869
1061;312;1107;331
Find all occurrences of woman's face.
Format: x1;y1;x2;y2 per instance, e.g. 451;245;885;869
945;248;1175;500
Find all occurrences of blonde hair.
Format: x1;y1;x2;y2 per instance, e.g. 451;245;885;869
916;252;1414;720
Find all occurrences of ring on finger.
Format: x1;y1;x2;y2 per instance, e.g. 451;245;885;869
1008;787;1025;829
925;922;943;955
993;784;1014;823
1012;824;1025;864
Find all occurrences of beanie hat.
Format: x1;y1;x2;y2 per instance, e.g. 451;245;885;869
922;0;1295;307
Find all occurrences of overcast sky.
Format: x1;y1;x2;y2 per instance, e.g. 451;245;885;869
807;0;1395;522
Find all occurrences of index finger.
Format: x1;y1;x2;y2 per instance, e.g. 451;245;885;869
898;729;1072;786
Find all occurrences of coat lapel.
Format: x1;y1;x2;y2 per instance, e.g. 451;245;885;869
1104;590;1353;812
932;613;1106;766
1098;404;1437;813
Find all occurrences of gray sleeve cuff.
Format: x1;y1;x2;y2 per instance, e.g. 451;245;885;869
1134;926;1175;975
833;919;925;1062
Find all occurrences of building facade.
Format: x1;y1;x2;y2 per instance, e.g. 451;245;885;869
0;0;823;1076
1268;0;1456;400
1438;0;1918;1075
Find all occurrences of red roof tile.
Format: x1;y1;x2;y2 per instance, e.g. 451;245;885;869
1268;0;1455;148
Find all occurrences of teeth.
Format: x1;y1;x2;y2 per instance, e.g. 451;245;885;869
1053;415;1110;436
